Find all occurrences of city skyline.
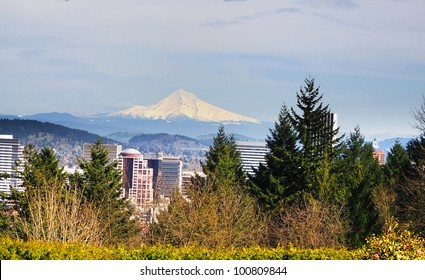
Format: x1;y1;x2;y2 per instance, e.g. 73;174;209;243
1;0;424;139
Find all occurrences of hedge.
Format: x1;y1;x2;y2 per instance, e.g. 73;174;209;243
1;238;358;260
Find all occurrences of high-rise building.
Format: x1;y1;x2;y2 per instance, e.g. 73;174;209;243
236;141;269;176
118;148;154;210
310;112;339;149
0;135;24;194
181;170;206;198
148;153;182;198
83;143;122;164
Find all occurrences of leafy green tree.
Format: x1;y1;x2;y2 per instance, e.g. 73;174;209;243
72;139;138;245
200;126;246;189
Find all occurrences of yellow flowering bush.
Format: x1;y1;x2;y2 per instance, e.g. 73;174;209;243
359;221;425;260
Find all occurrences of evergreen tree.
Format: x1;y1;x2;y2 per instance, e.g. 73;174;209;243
338;127;383;247
248;105;302;209
384;140;409;187
17;145;66;192
11;145;67;219
290;78;342;161
73;139;138;245
9;146;104;244
249;78;343;209
200;126;246;189
393;136;425;233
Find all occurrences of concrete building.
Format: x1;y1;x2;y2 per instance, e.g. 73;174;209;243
0;135;24;194
236;141;269;176
148;153;182;199
118;148;154;210
83;143;122;164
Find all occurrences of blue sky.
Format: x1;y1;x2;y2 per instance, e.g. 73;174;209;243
0;0;424;139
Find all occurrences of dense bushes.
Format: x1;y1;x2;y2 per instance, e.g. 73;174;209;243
0;238;358;260
358;220;425;260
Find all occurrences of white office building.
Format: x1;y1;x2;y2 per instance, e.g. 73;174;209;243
0;135;24;194
236;141;269;176
83;143;122;164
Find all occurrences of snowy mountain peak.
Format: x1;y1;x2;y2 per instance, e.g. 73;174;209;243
111;89;260;124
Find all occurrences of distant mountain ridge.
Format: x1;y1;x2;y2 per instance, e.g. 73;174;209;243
110;89;260;124
0;118;119;167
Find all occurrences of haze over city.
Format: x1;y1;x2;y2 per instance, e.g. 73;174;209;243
1;0;425;139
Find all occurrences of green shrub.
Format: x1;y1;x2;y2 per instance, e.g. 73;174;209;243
1;238;359;260
358;221;425;260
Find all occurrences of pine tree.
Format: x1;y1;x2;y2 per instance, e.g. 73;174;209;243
384;140;409;187
249;78;343;209
200;125;246;189
338;127;383;247
248;105;302;209
393;136;425;233
290;78;342;161
73;139;138;245
10;146;104;244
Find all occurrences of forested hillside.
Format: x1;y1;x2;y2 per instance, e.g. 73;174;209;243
0;118;119;167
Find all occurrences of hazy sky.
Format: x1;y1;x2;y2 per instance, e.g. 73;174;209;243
1;0;424;139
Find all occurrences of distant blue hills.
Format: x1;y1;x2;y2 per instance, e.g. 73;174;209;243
0;112;272;140
0;113;414;153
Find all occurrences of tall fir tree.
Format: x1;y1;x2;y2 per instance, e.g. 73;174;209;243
200;125;246;189
249;78;343;209
337;127;383;247
384;140;409;188
290;78;342;160
289;78;343;191
248;105;302;209
12;145;67;219
73;139;138;245
393;136;425;233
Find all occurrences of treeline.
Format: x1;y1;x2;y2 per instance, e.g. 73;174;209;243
0;118;117;146
148;78;425;255
1;78;425;260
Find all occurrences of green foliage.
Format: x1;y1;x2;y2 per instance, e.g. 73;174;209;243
384;140;409;186
0;191;14;238
8;146;104;245
201;125;246;189
249;78;344;210
289;77;343;167
248;105;302;209
72;139;138;245
0;238;359;260
337;127;383;247
359;220;425;260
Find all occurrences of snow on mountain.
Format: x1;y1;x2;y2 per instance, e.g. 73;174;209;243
110;89;260;124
